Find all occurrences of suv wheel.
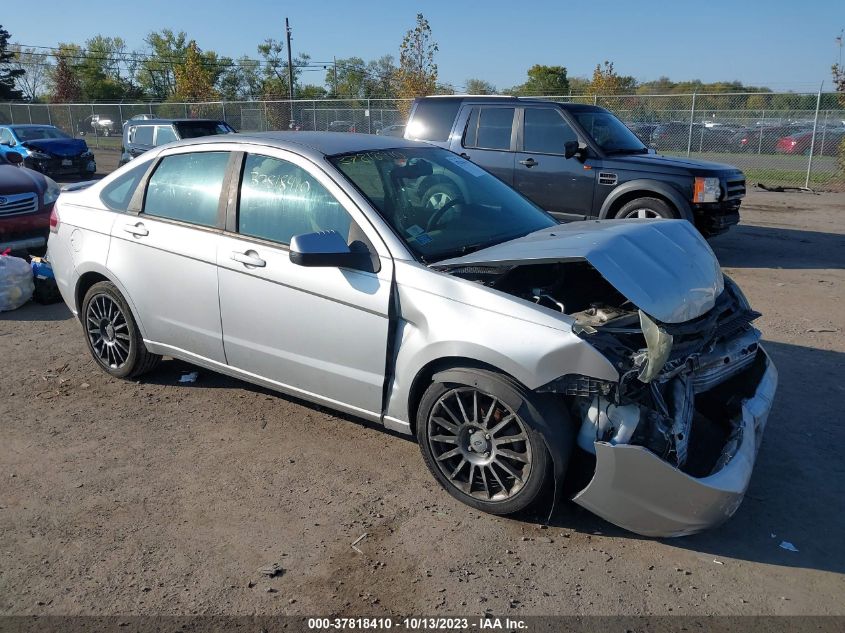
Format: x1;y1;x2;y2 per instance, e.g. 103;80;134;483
82;281;161;379
421;181;460;211
615;197;677;220
416;369;553;515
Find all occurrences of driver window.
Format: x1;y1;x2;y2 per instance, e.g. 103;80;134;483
0;128;14;145
523;108;577;154
238;154;353;246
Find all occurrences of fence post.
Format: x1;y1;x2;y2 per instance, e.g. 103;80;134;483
221;101;226;122
67;105;72;134
47;105;52;126
686;91;697;157
367;98;371;134
819;109;829;156
757;109;765;154
312;100;317;130
27;104;32;124
804;86;823;189
118;104;123;128
8;103;12;123
593;94;597;105
148;103;153;115
184;103;189;118
91;104;99;149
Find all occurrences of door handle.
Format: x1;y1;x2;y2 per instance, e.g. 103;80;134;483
123;222;148;237
459;152;471;159
231;250;266;268
519;157;538;168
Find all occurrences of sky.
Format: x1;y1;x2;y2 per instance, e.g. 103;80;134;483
4;0;844;93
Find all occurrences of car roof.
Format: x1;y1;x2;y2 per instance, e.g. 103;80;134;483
126;118;225;126
170;131;425;157
413;95;607;112
6;124;59;129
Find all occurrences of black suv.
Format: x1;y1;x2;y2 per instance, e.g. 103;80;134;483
119;119;235;166
405;97;745;236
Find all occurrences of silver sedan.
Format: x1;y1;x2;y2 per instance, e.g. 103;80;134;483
47;132;776;536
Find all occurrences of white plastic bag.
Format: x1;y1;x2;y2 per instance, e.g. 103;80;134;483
0;255;34;312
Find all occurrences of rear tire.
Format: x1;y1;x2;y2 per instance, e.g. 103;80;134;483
416;369;553;515
421;181;460;212
81;281;160;379
615;196;677;220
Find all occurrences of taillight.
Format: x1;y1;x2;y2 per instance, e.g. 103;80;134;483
49;207;60;233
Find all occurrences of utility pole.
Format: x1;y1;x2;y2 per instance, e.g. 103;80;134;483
333;56;338;98
286;17;294;102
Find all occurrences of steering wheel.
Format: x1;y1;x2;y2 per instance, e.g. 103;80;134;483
426;197;464;232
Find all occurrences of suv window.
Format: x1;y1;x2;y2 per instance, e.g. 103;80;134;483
238;154;352;245
463;107;515;151
100;160;150;212
130;125;154;146
523;108;578;154
0;128;14;145
154;125;178;146
409;100;461;142
143;151;230;227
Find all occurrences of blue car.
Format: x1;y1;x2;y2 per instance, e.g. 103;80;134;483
0;124;96;179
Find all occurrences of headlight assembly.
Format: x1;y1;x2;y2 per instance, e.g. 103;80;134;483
43;177;61;205
692;176;721;203
28;150;52;161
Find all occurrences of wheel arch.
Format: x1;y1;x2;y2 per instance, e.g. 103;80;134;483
74;266;149;339
599;180;692;221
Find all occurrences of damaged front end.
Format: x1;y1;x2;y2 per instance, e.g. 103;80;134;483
441;251;776;537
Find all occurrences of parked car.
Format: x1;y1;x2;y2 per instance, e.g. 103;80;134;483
776;127;845;156
405;97;746;237
378;124;407;137
0;152;61;254
327;120;356;133
0;124;96;179
120;119;236;165
730;125;810;153
78;114;118;136
624;121;658;144
650;122;738;153
47;131;776;537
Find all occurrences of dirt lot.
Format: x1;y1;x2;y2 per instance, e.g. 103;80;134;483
1;189;843;617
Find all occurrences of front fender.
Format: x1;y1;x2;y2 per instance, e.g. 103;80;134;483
599;179;692;221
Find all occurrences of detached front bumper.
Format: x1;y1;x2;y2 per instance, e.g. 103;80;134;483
572;349;777;537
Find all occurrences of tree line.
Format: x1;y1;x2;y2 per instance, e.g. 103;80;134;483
0;17;817;107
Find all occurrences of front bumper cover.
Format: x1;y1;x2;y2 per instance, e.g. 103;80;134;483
572;349;777;537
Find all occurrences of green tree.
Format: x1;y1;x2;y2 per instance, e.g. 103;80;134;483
7;45;52;101
137;29;188;99
397;13;438;117
0;25;24;100
589;61;636;95
510;65;569;96
298;84;327;99
217;56;262;100
327;57;367;98
365;55;398;98
173;41;218;101
465;78;496;95
257;38;310;98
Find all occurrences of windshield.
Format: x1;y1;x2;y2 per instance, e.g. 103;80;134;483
330;147;556;262
174;121;235;139
14;126;71;141
574;112;647;154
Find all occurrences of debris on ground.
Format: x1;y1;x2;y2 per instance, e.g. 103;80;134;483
351;533;368;554
258;563;285;578
0;254;34;312
178;372;199;383
713;559;725;565
779;541;799;552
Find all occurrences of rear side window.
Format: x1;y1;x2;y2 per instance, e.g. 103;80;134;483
463;107;515;151
99;161;150;212
408;100;460;141
523;108;577;154
130;125;154;145
143;152;230;227
154;125;178;146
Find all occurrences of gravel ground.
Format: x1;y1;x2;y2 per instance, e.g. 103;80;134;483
0;189;843;617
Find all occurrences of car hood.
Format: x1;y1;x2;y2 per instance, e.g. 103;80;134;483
22;138;89;157
605;153;743;175
435;219;724;324
0;164;46;195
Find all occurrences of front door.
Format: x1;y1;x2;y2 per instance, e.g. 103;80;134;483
107;149;231;363
216;151;393;419
514;107;596;220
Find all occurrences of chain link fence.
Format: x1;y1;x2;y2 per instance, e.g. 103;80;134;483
3;93;843;190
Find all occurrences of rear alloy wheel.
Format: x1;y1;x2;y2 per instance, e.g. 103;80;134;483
82;281;160;379
616;196;677;220
417;372;551;515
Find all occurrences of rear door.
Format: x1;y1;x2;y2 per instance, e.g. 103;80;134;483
128;125;155;158
514;106;595;220
107;147;233;363
454;105;517;185
216;150;393;418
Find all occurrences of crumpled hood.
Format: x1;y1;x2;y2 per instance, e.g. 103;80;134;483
22;138;89;157
436;219;724;324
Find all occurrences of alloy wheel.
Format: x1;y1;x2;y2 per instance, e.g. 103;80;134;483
85;293;131;369
426;191;453;210
620;207;661;219
427;387;532;501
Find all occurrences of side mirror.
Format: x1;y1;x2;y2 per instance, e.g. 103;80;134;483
564;140;582;160
289;230;372;271
5;152;23;165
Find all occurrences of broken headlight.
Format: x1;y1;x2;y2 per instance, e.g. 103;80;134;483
636;311;673;383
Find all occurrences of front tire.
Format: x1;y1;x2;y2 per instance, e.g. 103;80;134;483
81;281;160;379
615;196;677;220
416;369;552;515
